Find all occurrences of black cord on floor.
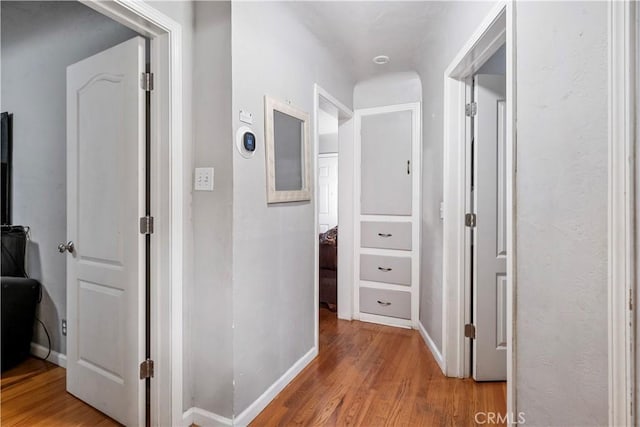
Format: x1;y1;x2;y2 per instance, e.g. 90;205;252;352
34;317;52;362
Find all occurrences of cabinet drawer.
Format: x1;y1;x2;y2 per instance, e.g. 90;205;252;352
360;254;411;286
360;287;411;319
361;221;412;251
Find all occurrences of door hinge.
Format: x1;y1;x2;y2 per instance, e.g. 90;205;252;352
465;213;476;228
140;216;154;235
465;102;477;117
139;359;154;379
141;72;154;91
464;324;476;339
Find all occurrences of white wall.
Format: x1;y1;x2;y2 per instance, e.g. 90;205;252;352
0;1;137;354
415;1;496;352
231;1;354;414
515;2;608;424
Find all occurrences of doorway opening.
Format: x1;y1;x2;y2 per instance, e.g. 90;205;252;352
441;0;516;420
466;46;507;381
313;85;353;349
0;1;184;425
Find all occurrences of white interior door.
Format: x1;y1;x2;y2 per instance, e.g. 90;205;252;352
318;154;338;233
66;36;146;426
473;74;507;381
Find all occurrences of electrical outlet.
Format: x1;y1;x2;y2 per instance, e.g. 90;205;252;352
62;319;67;336
194;167;214;191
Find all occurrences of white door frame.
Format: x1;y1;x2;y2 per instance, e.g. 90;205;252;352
609;0;636;425
80;2;184;426
441;0;516;420
313;84;353;349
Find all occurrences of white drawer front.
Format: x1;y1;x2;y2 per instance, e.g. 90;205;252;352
361;221;412;251
360;287;411;319
360;254;411;286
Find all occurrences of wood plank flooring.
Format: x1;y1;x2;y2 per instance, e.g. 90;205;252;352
1;311;505;426
1;357;120;426
251;308;506;426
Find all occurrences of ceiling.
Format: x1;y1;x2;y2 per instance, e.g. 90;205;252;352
285;1;450;80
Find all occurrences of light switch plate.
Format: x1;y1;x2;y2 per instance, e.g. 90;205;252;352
194;167;214;191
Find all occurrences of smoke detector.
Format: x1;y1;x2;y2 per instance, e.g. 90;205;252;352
373;55;390;65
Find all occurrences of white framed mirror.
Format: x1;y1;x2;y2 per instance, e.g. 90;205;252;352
264;95;311;203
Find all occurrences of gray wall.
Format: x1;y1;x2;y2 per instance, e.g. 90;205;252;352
230;1;354;414
477;43;506;75
353;71;422;109
515;2;608;424
319;133;339;154
190;1;234;417
318;107;339;154
0;1;137;354
415;1;496;351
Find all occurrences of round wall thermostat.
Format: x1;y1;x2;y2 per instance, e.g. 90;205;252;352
236;126;257;159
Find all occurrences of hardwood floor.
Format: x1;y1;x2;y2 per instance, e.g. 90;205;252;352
251;308;506;426
1;357;120;426
1;312;505;426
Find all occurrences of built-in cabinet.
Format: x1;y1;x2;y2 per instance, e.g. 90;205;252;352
354;103;421;328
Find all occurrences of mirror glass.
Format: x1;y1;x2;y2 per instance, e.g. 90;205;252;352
273;111;304;191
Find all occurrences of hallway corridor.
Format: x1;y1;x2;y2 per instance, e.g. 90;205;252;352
252;308;506;426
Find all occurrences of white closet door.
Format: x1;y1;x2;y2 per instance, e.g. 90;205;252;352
360;110;412;216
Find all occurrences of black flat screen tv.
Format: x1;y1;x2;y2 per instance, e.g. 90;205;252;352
1;112;12;225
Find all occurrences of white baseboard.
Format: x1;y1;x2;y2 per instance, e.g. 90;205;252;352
233;347;318;426
182;407;232;427
418;321;445;374
30;342;66;368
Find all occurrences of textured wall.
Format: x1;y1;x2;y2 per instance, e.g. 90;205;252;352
515;1;608;424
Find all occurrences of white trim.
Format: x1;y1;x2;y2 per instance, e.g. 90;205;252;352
418;322;445;374
79;2;184;426
318;152;339;159
313;84;354;345
182;407;232;427
353;102;422;328
441;1;516;422
233;347;318;427
30;342;67;368
357;312;413;329
505;1;518;423
609;1;636;425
